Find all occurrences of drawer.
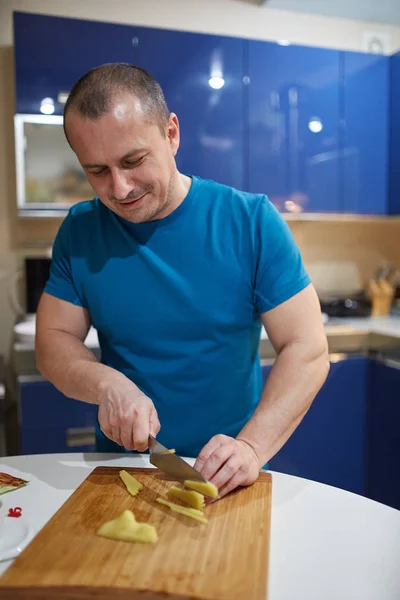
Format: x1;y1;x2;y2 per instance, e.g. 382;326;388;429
19;378;98;428
20;424;96;454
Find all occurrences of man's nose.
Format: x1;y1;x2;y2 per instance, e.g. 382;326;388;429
110;170;133;201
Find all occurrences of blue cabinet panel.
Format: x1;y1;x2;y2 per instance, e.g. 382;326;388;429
20;424;96;454
389;52;400;215
341;52;389;214
13;11;137;115
264;356;369;496
132;26;245;190
369;359;400;510
19;379;97;428
248;41;341;213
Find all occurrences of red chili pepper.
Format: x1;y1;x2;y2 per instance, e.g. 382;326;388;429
8;507;22;518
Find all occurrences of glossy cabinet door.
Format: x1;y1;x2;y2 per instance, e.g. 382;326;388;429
389;52;400;215
131;26;245;191
341;52;389;215
264;356;369;496
248;41;341;213
369;358;400;510
19;378;97;454
13;11;137;115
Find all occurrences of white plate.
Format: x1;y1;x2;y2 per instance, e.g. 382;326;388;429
0;517;35;562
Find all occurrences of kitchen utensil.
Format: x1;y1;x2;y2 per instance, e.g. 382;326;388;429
0;466;272;599
148;435;209;489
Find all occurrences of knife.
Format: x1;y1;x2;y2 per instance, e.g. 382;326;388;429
148;435;214;495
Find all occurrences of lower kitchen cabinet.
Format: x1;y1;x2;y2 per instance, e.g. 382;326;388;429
18;377;97;454
263;355;370;496
368;358;400;511
20;424;96;454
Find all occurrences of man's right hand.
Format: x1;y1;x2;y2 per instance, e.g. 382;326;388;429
98;379;160;452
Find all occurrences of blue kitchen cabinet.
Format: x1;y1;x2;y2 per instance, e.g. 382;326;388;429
13;11;138;115
263;356;369;496
368;358;400;510
18;378;97;454
389;51;400;215
131;26;245;190
341;52;389;215
248;41;341;213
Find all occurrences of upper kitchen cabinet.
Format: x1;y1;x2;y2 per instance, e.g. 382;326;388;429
248;41;341;213
341;52;389;215
131;26;245;190
389;51;400;215
13;11;138;115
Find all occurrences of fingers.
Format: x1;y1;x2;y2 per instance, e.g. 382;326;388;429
149;407;161;437
208;454;241;491
194;435;224;473
119;423;135;451
195;436;261;502
217;470;244;500
199;443;234;482
99;393;160;452
132;408;151;452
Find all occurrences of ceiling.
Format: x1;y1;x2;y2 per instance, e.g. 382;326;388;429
247;0;400;26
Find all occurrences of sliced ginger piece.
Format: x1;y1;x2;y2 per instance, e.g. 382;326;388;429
97;509;158;543
168;486;205;510
156;498;208;524
161;448;176;454
119;469;143;497
184;479;219;499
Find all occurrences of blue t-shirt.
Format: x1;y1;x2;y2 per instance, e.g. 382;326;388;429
44;175;310;457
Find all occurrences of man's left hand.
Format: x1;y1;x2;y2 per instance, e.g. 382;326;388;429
193;434;261;500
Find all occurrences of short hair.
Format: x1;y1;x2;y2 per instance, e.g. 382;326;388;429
63;62;170;139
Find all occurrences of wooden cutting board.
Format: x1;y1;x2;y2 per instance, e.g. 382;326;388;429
0;466;272;600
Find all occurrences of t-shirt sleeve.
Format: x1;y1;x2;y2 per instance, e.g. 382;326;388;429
44;213;87;308
253;197;311;314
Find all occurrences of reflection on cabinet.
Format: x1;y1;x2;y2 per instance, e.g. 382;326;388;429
248;42;341;213
13;11;136;115
132;26;245;190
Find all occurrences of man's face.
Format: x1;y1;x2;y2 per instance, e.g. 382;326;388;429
65;96;180;223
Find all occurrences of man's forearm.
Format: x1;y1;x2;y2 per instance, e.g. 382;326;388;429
36;330;132;405
237;341;330;466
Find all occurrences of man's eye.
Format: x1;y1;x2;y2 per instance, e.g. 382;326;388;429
125;158;144;168
91;168;108;176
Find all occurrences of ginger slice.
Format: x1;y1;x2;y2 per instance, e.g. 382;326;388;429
161;448;176;454
156;498;208;524
184;479;219;499
119;470;143;497
168;486;205;510
97;509;158;543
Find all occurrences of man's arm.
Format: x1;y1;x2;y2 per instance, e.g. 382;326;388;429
194;284;330;498
35;292;160;451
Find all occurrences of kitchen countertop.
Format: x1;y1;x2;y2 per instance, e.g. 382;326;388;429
260;315;400;359
11;315;400;374
0;453;399;599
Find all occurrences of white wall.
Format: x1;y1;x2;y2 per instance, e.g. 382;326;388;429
1;0;400;53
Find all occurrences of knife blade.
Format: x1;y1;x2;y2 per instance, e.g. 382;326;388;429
148;435;212;492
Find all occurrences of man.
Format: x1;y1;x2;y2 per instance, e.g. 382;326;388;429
36;63;329;500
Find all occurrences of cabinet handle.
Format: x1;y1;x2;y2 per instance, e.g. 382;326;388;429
66;426;95;448
375;357;400;370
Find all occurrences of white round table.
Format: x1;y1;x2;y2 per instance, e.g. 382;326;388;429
0;453;399;599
